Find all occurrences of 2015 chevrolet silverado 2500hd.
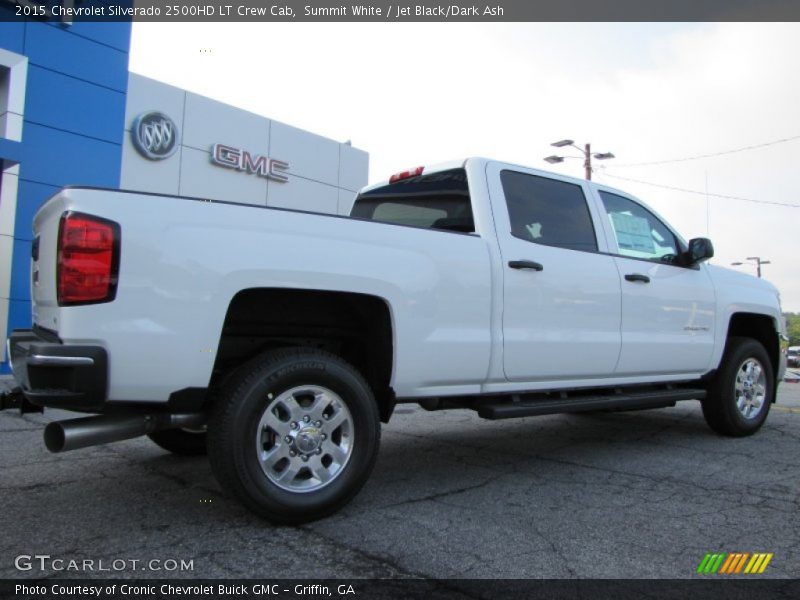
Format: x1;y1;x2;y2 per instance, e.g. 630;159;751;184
7;158;788;523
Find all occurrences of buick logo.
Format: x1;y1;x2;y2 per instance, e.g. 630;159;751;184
131;111;179;160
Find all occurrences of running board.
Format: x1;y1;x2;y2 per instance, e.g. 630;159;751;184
477;388;706;420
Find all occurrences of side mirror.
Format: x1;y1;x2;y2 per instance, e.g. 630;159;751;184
686;237;714;265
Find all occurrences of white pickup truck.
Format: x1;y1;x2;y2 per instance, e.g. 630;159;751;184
7;158;788;522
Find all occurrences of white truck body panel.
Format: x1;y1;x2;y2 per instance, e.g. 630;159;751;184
34;188;494;401
706;265;785;368
610;255;718;376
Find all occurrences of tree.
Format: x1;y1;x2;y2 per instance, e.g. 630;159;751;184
786;313;800;346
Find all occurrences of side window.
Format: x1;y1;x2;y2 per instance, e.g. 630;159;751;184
500;170;597;252
599;191;680;263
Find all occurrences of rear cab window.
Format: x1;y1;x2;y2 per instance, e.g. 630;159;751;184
350;169;475;233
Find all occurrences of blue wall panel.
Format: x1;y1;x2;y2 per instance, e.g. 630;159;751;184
0;138;22;164
7;299;31;333
43;21;131;53
14;179;60;241
1;299;31;372
25;65;126;144
0;22;26;54
18;123;122;188
9;239;32;302
24;22;128;92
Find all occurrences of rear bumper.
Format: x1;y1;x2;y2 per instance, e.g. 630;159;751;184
9;329;108;411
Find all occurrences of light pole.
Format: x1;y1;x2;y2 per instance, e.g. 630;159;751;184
731;257;771;278
544;139;615;180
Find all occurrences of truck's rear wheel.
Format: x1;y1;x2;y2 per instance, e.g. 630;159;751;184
702;337;773;437
207;348;380;523
147;428;207;456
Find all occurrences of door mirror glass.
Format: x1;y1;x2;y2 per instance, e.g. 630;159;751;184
686;237;714;265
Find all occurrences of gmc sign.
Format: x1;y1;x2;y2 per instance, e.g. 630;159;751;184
211;144;289;183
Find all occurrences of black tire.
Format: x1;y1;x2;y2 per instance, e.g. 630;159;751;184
207;348;380;524
702;337;773;437
147;428;208;456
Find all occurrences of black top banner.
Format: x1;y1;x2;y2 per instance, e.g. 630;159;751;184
2;0;800;22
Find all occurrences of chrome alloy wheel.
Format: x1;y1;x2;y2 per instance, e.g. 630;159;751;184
734;358;767;420
255;385;353;492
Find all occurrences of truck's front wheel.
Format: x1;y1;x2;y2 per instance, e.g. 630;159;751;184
702;337;773;437
207;349;380;523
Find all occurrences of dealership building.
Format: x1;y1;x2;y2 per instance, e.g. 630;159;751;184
0;14;369;373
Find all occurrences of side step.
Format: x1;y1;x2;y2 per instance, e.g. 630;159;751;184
477;388;706;420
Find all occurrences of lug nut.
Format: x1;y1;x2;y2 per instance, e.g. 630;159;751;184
290;422;298;429
316;448;322;455
303;415;310;423
321;434;327;440
323;413;330;420
315;420;322;427
301;455;309;462
289;450;296;457
284;436;292;444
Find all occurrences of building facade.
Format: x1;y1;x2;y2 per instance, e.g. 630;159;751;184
121;73;368;216
0;14;368;373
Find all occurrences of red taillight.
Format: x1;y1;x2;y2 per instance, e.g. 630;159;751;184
57;212;120;306
388;166;424;183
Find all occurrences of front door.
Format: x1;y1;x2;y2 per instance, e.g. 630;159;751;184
594;189;716;376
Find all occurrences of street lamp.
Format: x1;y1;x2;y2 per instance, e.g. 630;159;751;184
731;256;771;278
544;139;615;180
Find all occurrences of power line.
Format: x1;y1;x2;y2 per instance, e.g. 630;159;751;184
601;172;800;208
613;134;800;167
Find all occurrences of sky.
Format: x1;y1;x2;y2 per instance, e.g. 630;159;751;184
129;22;800;312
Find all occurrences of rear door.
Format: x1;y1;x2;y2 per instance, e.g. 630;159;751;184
592;189;716;376
486;163;622;382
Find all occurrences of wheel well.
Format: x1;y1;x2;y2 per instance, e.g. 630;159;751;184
727;312;780;381
213;288;395;421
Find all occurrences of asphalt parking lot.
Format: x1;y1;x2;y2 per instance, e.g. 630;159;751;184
1;378;798;580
